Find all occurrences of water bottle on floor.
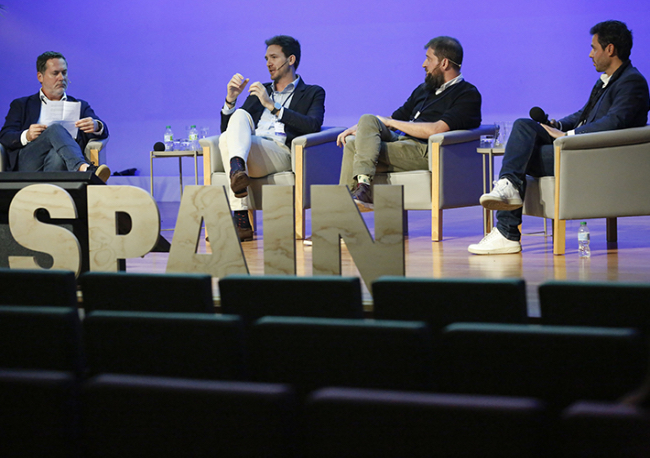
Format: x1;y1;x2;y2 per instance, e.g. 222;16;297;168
164;126;174;151
578;222;591;258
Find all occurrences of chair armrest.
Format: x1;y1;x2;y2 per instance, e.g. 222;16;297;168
428;124;497;147
554;125;650;151
290;127;346;173
291;127;346;149
85;137;109;166
0;143;7;171
427;124;497;171
199;135;224;173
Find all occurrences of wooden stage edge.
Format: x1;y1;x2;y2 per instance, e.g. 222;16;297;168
126;203;650;318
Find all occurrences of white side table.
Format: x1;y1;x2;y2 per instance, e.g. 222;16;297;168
149;149;203;198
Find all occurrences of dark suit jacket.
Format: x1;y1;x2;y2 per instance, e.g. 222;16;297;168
559;60;649;134
220;78;325;147
0;93;109;171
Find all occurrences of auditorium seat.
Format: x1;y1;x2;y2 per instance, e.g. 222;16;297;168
372;276;528;336
81;374;298;457
0;305;84;376
83;311;247;380
437;323;648;411
0;369;81;458
219;275;364;326
539;280;650;334
304;387;549;457
80;271;214;313
559;400;650;457
249;316;434;397
0;268;78;308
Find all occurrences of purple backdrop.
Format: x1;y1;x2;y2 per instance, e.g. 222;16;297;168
1;0;648;176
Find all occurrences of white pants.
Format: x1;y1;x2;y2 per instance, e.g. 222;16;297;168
219;109;292;211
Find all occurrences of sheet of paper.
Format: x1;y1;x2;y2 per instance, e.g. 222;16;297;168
40;101;81;138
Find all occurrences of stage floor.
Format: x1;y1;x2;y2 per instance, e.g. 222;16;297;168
127;202;650;318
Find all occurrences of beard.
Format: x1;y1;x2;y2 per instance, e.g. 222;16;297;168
425;67;444;91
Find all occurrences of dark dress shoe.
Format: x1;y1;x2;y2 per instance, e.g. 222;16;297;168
237;226;254;242
230;170;250;198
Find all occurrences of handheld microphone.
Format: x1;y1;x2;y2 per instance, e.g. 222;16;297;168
153;141;165;151
529;107;550;125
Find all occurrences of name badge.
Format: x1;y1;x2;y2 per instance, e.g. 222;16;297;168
274;121;286;136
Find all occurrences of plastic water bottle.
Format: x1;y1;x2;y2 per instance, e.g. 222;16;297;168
164;126;174;151
189;125;199;150
578;222;591;258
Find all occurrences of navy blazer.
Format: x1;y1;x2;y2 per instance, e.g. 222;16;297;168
0;93;109;171
220;78;325;147
559;60;649;134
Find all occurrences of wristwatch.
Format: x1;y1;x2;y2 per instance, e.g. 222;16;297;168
271;102;282;116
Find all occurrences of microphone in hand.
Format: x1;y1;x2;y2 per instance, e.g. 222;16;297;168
530;107;560;129
529;106;550;125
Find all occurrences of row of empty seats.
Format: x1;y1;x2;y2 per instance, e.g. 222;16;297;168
4;268;650;335
2;370;648;457
1;304;647;408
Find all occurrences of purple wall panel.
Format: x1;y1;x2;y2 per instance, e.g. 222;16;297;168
1;0;648;175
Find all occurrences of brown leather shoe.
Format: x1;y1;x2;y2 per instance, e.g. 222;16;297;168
230;170;250;198
237;226;254;242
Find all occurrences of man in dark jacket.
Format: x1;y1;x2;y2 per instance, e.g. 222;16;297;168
469;20;649;255
0;51;110;181
219;35;325;241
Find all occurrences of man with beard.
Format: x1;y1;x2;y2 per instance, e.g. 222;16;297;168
337;36;482;211
469;20;649;255
219;35;325;241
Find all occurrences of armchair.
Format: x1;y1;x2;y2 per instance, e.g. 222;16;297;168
0;138;109;171
373;125;497;241
200;127;345;239
522;125;650;255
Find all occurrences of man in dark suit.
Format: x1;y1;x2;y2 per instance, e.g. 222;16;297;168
0;51;110;181
469;20;649;255
219;35;325;241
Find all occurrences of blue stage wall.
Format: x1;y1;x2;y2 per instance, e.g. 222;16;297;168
1;0;648;176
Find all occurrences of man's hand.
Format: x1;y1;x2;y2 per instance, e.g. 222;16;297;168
226;73;250;104
337;125;358;147
26;124;47;142
75;117;98;133
541;123;566;139
375;115;392;129
248;82;273;110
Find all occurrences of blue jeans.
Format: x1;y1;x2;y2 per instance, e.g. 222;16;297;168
16;123;87;172
496;118;555;241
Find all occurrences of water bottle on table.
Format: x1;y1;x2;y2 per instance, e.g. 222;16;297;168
164;126;174;151
189;125;199;150
578;222;591;258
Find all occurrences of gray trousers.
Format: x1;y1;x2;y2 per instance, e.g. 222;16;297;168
339;114;429;188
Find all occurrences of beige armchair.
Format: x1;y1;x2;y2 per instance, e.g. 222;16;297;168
200;127;345;239
373;125;497;241
0;138;109;172
523;125;650;255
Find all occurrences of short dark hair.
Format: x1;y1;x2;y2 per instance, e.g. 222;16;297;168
590;20;633;61
37;51;66;73
265;35;301;70
425;36;463;69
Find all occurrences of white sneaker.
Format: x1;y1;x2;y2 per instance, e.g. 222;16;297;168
468;228;522;255
479;178;522;211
